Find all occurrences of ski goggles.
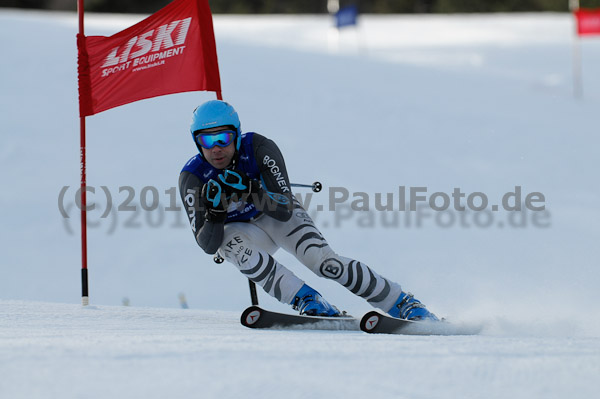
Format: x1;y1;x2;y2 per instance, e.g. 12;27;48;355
195;130;236;149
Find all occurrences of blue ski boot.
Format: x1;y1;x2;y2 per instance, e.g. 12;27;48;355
388;292;439;321
291;284;341;317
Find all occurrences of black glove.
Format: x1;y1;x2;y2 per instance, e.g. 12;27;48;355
218;169;259;200
201;179;227;223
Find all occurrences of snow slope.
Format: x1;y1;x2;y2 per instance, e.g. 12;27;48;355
1;9;600;398
2;300;599;399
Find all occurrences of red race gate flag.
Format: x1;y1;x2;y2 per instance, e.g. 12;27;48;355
575;8;600;36
77;0;221;117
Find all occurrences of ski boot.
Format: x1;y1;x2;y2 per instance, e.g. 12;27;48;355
387;292;439;321
291;284;341;317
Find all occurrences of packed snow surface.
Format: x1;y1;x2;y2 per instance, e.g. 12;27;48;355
2;300;599;399
1;9;600;399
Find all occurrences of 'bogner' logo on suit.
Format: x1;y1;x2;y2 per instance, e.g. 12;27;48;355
263;155;290;193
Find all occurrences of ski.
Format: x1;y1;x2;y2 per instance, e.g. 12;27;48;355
360;311;482;336
241;306;360;331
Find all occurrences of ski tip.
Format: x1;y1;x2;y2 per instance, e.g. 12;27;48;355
360;310;484;336
240;306;263;328
359;310;383;333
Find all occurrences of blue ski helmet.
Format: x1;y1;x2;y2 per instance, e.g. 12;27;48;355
190;100;241;154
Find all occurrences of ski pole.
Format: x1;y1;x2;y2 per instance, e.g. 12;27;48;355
291;181;322;192
248;280;259;306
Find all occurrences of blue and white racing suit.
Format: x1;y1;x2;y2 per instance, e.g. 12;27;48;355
179;132;402;311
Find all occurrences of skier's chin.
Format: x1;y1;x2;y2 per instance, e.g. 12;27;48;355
210;156;228;169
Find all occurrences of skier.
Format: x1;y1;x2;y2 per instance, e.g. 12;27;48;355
178;100;438;321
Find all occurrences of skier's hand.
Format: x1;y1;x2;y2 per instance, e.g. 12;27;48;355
201;179;227;223
218;169;259;198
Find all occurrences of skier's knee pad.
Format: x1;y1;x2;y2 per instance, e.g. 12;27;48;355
297;243;350;280
314;254;353;280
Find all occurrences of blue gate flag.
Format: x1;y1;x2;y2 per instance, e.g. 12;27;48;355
335;5;358;29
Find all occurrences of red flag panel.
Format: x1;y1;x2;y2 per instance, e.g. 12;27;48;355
575;8;600;37
78;0;221;117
